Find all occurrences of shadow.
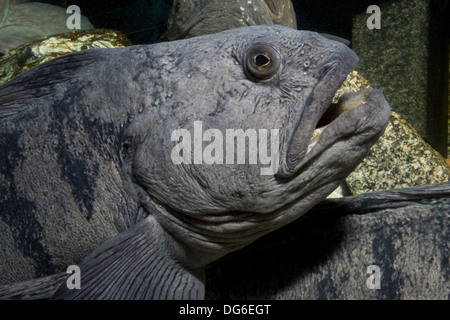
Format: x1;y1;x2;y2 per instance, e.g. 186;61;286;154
205;182;450;299
205;205;348;299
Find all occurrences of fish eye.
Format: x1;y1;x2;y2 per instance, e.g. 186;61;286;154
244;43;281;81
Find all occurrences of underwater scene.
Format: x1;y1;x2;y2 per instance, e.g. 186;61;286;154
0;0;448;302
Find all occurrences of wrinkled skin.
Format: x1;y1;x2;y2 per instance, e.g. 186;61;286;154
166;0;297;40
0;25;390;299
205;182;450;299
126;26;390;262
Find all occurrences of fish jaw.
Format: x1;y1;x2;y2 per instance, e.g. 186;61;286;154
122;26;391;261
301;88;391;167
279;42;361;178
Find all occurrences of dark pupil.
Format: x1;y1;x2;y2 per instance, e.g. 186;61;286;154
254;54;270;67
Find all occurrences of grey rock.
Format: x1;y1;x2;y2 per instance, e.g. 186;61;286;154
166;0;297;40
335;71;450;195
347;111;450;194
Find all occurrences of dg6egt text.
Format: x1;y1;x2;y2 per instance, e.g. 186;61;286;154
223;305;271;315
179;304;271;316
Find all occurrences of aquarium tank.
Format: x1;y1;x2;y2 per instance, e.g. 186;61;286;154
0;0;448;302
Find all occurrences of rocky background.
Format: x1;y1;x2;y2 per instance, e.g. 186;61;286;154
353;0;449;158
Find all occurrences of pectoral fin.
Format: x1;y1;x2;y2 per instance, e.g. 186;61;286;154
52;215;205;300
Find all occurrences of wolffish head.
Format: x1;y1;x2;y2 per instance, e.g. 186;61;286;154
123;25;390;260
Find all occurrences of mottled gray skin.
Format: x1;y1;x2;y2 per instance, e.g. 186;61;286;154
0;182;447;299
0;25;390;299
206;182;450;299
166;0;297;40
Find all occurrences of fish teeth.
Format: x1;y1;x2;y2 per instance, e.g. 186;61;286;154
306;127;325;155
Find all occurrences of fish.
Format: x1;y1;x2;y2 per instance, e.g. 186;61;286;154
0;24;390;299
166;0;297;40
1;182;448;299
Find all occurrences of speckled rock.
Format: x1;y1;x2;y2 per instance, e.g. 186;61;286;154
335;71;450;195
448;42;450;157
352;0;430;139
0;29;132;85
348;111;450;194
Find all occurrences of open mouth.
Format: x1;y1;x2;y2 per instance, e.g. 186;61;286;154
306;73;369;155
278;68;390;179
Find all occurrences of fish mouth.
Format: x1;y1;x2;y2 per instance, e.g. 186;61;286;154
278;66;390;179
305;87;380;153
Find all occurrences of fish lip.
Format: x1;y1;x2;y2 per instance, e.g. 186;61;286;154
278;58;356;178
278;61;389;179
299;87;390;166
279;86;390;179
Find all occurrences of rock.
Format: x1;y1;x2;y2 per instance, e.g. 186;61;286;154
166;0;297;40
348;111;450;194
335;71;450;195
0;29;132;85
352;0;449;156
0;0;93;54
0;0;8;27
